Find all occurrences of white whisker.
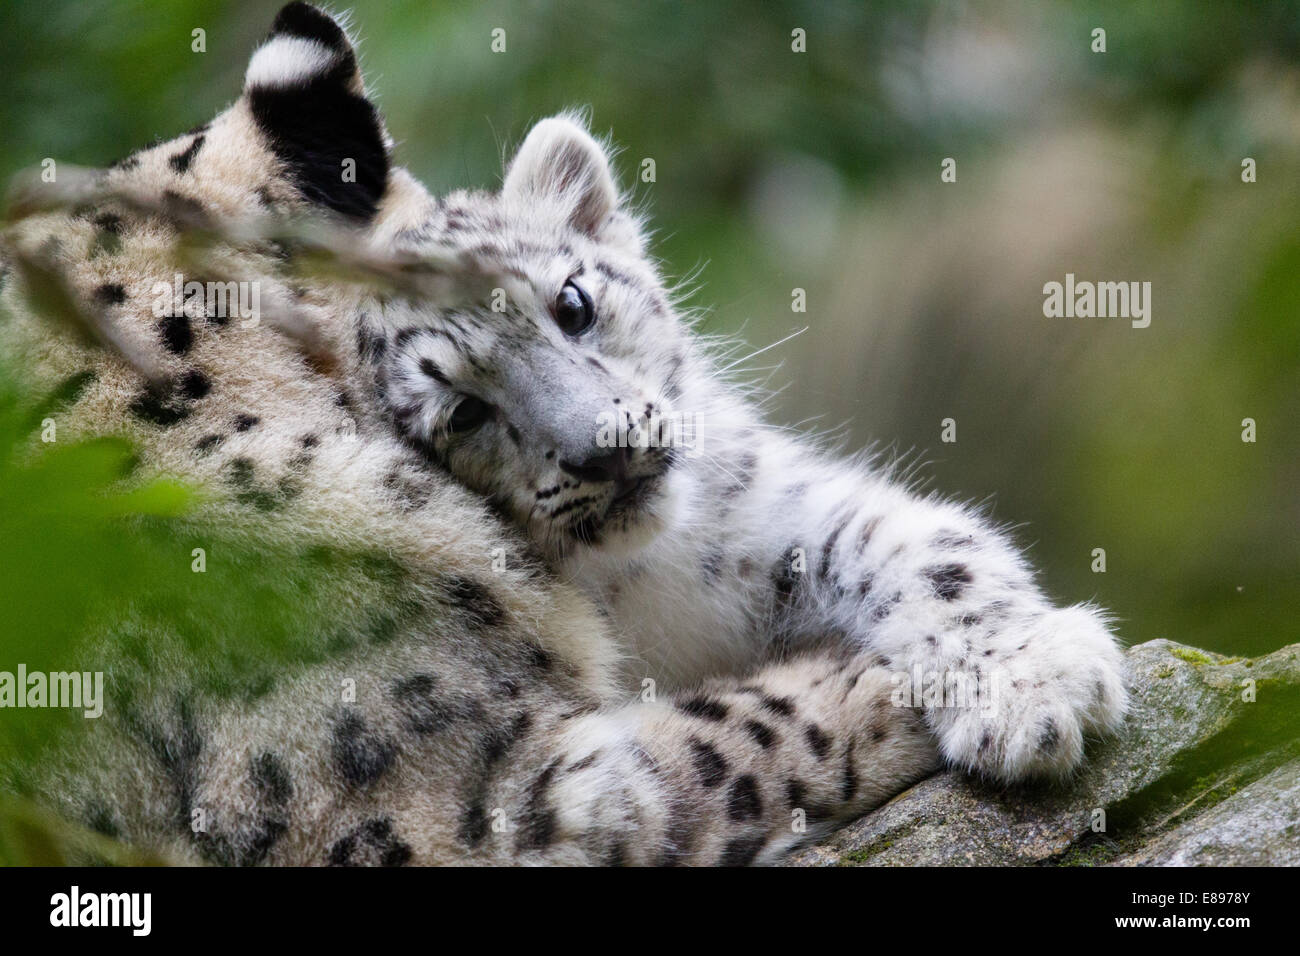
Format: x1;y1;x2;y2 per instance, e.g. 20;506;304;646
713;326;808;374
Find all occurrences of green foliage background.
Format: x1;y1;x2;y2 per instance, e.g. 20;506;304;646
0;0;1296;819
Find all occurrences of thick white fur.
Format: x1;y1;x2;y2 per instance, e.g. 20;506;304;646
381;113;1129;782
0;4;944;865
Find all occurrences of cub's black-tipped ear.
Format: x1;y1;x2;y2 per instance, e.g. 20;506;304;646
502;114;620;237
244;3;390;221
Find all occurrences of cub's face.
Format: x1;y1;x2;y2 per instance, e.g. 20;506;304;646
378;117;695;560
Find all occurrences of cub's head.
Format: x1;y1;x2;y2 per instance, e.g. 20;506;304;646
371;115;700;561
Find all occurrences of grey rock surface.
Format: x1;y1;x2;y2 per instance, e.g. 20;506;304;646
1115;758;1300;866
787;639;1300;866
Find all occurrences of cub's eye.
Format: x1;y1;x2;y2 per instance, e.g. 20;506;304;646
448;396;493;432
554;279;595;336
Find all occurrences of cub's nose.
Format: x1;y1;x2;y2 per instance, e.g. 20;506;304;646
559;447;630;484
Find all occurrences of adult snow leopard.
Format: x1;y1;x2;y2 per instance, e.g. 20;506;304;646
0;3;1121;865
0;2;942;866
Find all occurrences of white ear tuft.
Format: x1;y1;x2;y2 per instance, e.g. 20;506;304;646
503;115;619;236
244;35;341;90
244;3;363;94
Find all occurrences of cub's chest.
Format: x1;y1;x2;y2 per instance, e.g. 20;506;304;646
576;544;773;689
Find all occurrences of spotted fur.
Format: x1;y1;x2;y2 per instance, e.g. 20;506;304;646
0;3;941;865
371;74;1130;781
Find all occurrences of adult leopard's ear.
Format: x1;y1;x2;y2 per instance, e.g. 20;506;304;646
503;114;640;249
243;2;390;221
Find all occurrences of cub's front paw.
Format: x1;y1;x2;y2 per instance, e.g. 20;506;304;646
930;604;1128;782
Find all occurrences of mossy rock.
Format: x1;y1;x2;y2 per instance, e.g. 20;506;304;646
787;639;1300;866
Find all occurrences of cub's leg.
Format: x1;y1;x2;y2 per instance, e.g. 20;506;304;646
534;650;939;865
763;466;1127;782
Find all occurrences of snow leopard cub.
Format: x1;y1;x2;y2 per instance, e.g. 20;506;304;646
372;116;1128;786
